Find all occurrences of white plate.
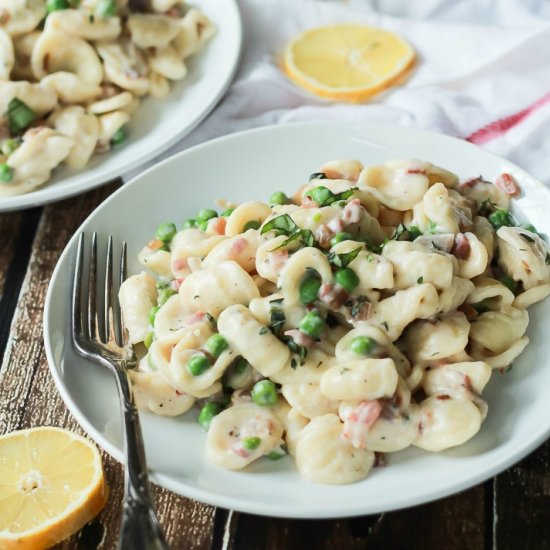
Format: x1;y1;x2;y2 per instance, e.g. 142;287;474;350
44;122;550;518
0;0;241;213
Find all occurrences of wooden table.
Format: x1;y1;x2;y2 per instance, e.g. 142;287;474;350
1;181;549;550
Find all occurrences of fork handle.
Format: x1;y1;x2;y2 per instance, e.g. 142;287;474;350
114;364;169;550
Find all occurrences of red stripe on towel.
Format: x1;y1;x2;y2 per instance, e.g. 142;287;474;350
466;91;550;145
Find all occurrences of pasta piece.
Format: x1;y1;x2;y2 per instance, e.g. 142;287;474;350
472;216;495;265
331;241;394;290
129;370;195;416
149;45;187;81
32;29;103;86
203;229;264;273
0;0;45;37
469;305;528;355
513;284;550;309
97;110;130;145
1;128;73;197
148;70;170;99
319;159;363;181
96;40;149;95
206;404;284;470
128;14;181;49
217;305;290;377
225;201;272;236
118;271;157;344
459;177;510;211
335;325;411;379
50;106;99;169
466;277;515;309
41;72;102;104
279;407;308;457
358;159;431;211
87;91;134;115
255;235;295;282
138;245;172;279
180;261;260;317
295;414;375;484
168;336;235;396
282;382;339;419
414;396;481;452
320;358;398;401
455;232;488;279
172;8;216;60
437;277;475;314
45;10;121;41
382;240;454;291
423;361;492;399
148;337;222;398
497;227;550;290
278;247;332;305
404;312;470;362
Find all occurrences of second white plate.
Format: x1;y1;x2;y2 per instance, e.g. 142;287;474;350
0;0;242;212
44;122;550;518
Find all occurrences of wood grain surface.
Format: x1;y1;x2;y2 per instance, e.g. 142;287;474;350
0;184;548;550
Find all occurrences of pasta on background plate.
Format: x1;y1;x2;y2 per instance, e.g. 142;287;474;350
0;0;215;197
119;157;550;485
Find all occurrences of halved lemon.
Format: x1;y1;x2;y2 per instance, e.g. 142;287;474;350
283;24;415;103
0;427;108;550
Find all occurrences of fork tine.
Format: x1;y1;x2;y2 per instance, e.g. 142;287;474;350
115;241;128;347
87;232;98;341
72;233;85;343
104;235;116;345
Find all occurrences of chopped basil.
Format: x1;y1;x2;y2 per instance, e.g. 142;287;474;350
309;172;328;181
259;326;269;335
392;223;422;242
546;253;550;266
350;296;369;317
204;313;217;329
7;98;36;135
380;321;389;330
327;247;361;268
273;228;316;250
269;298;286;337
427;220;437;234
417;276;424;284
261;214;298;237
520;233;535;243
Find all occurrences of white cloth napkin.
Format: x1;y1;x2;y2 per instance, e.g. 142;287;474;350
142;0;550;184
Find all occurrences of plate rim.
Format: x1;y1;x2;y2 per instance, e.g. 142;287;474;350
0;0;243;213
44;120;550;518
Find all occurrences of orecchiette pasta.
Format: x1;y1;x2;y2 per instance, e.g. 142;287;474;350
0;0;214;196
119;158;550;484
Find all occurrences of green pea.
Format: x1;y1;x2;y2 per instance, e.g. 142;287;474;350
197;219;209;231
244;220;261;231
197;208;217;222
96;0;116;16
148;306;160;327
308;186;332;206
156;222;177;243
7;98;36;135
334;267;359;291
330;232;353;247
143;332;154;349
187;353;211;376
0;163;13;183
269;191;289;205
407;226;422;240
299;310;325;338
157;288;176;306
221;208;234;217
488;209;515;230
251;380;278;407
204;334;228;358
350;336;377;356
1;138;20;156
299;274;321;304
267;448;286;460
46;0;69;13
198;402;222;430
110;126;127;146
242;436;261;451
182;218;196;229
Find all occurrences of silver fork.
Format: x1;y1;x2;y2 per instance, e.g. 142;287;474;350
72;232;169;550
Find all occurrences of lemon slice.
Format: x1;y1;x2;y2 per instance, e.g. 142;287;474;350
0;427;108;550
283;24;415;103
